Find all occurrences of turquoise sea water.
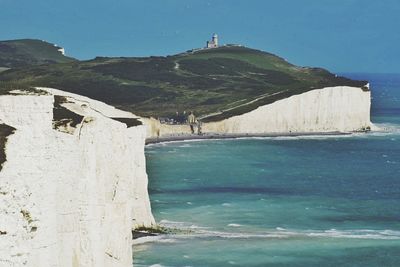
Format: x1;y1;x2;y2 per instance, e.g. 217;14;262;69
134;74;400;267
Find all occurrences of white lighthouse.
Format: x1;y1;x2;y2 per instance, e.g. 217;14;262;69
212;33;218;46
206;33;219;48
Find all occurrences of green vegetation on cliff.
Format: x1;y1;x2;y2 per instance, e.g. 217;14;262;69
0;42;367;121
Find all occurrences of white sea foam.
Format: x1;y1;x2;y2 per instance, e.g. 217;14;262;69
146;138;223;147
227;223;242;227
237;135;344;141
156;238;178;243
178;144;193;148
133;224;400;247
189;224;209;229
170;227;400;241
159;219;209;230
364;123;400;137
132;235;164;245
306;229;400;240
159;219;186;226
155;218;400;241
148;133;366;147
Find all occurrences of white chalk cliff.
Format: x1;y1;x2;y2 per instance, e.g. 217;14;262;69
0;88;154;267
144;86;373;137
0;84;373;267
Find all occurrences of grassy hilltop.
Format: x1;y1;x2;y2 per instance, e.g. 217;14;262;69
0;42;367;121
0;39;76;69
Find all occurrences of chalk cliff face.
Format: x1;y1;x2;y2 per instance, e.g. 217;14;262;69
0;84;373;266
203;86;372;133
0;88;154;267
144;86;373;137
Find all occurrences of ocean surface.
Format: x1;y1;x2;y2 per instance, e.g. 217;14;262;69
134;73;400;267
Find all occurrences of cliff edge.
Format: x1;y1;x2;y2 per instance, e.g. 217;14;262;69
0;88;154;267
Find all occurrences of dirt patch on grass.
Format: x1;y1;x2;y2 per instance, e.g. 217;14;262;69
53;95;84;133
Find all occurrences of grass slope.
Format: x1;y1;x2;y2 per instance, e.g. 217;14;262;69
0;45;367;121
0;39;76;68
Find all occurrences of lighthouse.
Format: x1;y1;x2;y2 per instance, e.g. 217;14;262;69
212;33;218;47
206;33;219;48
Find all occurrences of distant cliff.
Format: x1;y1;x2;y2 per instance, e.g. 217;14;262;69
144;85;373;137
0;88;154;267
0;39;76;69
201;86;372;133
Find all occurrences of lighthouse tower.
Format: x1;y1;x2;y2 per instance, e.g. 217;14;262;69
212;33;218;47
206;33;219;48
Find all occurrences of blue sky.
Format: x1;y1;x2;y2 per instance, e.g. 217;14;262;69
1;0;399;73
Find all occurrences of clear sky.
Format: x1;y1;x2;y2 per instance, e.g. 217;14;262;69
1;0;399;73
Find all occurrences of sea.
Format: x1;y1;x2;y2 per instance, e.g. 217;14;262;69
133;73;400;267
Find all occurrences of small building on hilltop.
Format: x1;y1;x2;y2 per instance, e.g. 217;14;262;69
206;33;219;48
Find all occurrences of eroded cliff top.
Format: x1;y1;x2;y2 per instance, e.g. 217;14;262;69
0;42;368;121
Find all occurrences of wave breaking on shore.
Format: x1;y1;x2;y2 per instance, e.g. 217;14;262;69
132;219;400;246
